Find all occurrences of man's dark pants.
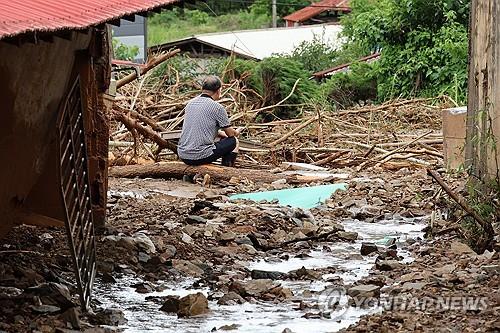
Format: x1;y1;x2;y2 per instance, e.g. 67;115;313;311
181;137;237;166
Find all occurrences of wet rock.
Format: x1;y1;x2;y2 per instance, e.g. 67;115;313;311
380;249;399;259
349;205;381;219
186;215;207;224
300;221;318;236
282;329;294;333
100;272;116;284
219;323;240;331
97;260;115;274
173;260;205;277
25;282;74;310
133;233;156;254
217;292;245;305
239;244;257;254
132;282;154;294
137;252;151;263
230;279;278;297
61;307;81;329
39;233;55;250
177;292;209;317
30;304;61;314
181;233;193;244
161;245;177;260
338;231;358;241
288;267;321;280
347;284;381;298
235;237;253;246
293;231;307;240
220;232;237;242
250;270;285;280
90;308;127;326
302;312;322;319
376;259;403;271
270;286;294;299
401;282;427;291
0;286;22;299
183;225;199;236
450;241;476;256
360;242;378;256
159;295;180;313
272;229;288;242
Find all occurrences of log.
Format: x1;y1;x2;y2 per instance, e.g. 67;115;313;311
109;162;316;184
117;49;181;89
427;169;494;244
112;110;178;153
270;115;319;146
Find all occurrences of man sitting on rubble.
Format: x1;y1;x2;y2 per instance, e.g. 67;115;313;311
178;76;240;167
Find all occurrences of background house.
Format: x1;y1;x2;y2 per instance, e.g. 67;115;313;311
150;24;344;61
283;0;351;27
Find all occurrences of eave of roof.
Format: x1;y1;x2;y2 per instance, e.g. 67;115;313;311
0;0;180;40
312;52;381;78
149;36;258;60
283;0;351;23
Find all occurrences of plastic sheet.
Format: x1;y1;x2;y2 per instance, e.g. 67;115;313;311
229;183;348;209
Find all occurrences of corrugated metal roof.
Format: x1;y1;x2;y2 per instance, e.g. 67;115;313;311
0;0;179;39
192;24;344;60
284;0;350;23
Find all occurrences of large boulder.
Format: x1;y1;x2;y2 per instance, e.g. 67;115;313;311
347;284;381;298
177;293;209;317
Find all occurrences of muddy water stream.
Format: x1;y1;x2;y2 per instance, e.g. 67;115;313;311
96;213;425;333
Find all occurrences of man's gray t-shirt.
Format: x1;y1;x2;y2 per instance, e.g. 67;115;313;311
177;95;231;160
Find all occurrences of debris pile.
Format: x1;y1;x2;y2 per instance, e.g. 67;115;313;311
110;62;450;171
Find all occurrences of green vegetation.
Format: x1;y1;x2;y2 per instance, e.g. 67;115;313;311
341;0;469;103
148;7;270;46
112;39;139;61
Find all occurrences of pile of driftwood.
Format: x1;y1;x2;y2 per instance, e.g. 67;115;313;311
110;51;454;175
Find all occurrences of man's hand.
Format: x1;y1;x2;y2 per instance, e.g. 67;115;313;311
218;130;228;138
223;126;240;138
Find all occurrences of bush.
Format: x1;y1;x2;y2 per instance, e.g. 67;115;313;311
224;56;319;120
285;33;339;73
341;0;469;103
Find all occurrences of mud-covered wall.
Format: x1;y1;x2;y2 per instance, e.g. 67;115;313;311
0;29;110;237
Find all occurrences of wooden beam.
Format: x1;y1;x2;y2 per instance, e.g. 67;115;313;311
122;14;136;22
109;19;121;27
54;30;74;41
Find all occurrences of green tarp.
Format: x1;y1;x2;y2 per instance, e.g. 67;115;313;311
229;183;348;209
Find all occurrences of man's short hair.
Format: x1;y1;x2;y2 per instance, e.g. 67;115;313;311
202;76;222;92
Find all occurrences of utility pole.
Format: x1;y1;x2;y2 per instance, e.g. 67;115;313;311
272;0;277;28
466;0;500;182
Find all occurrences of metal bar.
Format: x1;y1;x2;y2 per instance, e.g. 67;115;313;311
57;77;97;311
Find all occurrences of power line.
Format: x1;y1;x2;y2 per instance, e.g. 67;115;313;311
201;1;257;58
195;0;350;9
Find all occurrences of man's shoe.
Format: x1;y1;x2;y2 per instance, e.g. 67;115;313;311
222;152;238;167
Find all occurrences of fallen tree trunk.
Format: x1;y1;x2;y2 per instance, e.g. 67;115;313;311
427;169;494;252
117;49;181;89
109;162;314;184
112;110;178;153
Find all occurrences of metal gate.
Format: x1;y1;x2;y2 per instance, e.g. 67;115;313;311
57;78;97;311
